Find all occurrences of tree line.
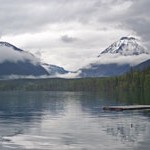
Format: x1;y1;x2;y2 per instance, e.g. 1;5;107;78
0;67;149;103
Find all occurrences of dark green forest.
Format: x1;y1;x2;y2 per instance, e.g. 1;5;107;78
0;67;150;103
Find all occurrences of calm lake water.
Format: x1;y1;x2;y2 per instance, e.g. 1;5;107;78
0;91;150;150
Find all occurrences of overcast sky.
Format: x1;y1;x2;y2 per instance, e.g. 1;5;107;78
0;0;149;71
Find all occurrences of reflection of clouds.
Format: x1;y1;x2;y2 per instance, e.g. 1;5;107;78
0;92;150;150
79;95;150;148
102;113;149;146
106;123;147;143
0;91;66;144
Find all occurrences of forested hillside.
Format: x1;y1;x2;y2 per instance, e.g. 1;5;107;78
0;67;149;103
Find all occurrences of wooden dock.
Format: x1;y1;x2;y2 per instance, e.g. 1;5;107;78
103;105;150;111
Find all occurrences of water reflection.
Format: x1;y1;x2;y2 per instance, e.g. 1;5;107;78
0;91;65;121
0;91;149;150
104;114;148;142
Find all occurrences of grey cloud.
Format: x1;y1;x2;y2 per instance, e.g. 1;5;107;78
97;54;150;66
0;0;137;35
126;18;150;39
121;0;150;48
0;0;97;35
61;35;78;43
0;0;149;71
94;0;150;49
0;0;149;39
82;54;150;71
0;0;127;36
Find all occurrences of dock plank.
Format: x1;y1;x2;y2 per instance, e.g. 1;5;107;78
103;105;150;111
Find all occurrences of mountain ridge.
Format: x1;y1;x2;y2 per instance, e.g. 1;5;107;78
0;41;68;78
0;38;149;79
0;41;24;52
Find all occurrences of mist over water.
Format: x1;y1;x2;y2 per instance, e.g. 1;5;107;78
0;91;149;150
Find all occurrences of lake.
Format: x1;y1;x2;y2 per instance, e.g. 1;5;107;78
0;91;150;150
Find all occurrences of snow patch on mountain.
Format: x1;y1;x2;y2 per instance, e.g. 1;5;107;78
42;63;69;76
55;71;81;79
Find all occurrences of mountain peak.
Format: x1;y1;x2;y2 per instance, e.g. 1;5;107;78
0;41;23;52
120;36;136;41
99;36;149;56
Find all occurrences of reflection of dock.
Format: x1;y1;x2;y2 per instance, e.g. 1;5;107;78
103;105;150;111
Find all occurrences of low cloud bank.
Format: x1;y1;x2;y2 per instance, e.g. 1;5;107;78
82;54;150;69
1;71;80;80
55;71;81;79
0;46;39;65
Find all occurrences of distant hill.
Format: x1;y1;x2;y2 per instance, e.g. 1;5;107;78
133;59;150;71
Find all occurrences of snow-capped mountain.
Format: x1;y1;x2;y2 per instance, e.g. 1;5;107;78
99;36;149;56
79;36;150;77
0;41;68;78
